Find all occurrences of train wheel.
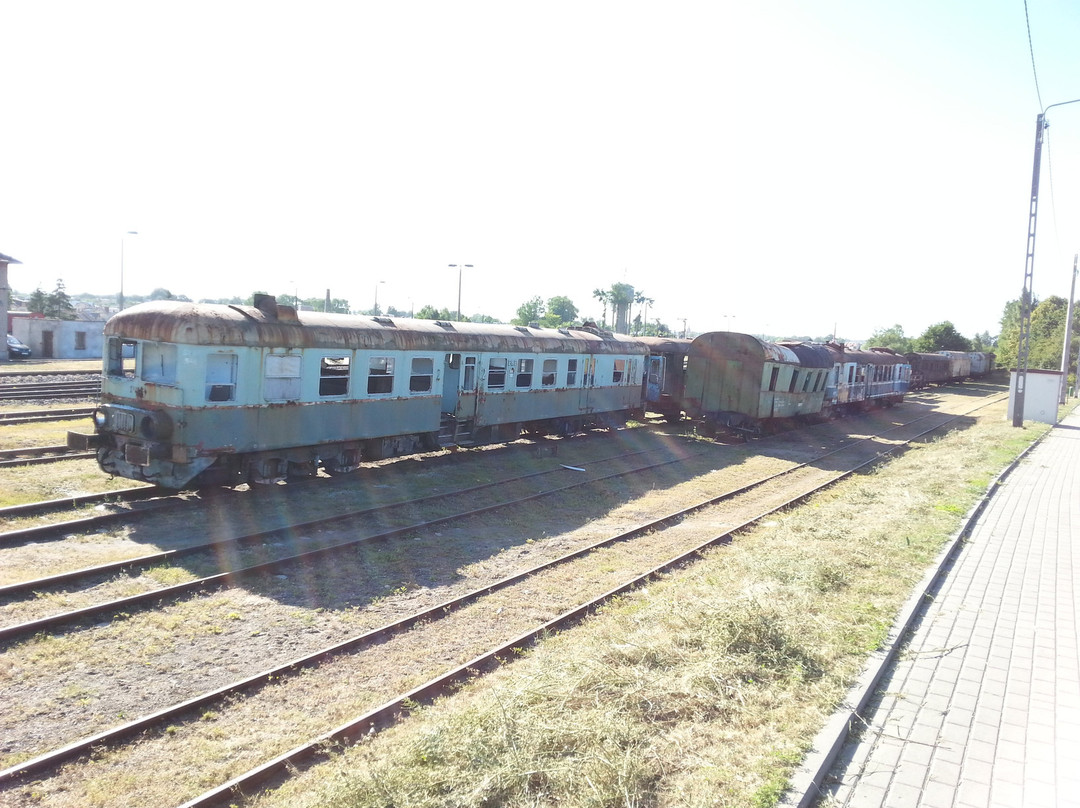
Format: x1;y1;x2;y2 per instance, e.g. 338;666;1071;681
287;460;318;479
362;439;387;461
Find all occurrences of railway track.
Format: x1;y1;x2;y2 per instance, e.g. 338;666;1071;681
0;406;94;425
0;394;1006;802
0;379;101;401
0;444;95;467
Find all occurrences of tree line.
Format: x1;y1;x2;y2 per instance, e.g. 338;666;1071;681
23;279;1080;382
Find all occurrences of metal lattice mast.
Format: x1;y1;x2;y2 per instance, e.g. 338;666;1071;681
1014;113;1047;427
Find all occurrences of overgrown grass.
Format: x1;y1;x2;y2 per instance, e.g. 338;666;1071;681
251;414;1048;808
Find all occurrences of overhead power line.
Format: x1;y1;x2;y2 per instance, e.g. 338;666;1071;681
1024;0;1044;111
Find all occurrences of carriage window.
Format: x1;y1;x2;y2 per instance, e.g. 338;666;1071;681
542;359;557;387
516;358;533;388
265;354;302;400
463;356;477;390
847;365;855;384
567;358;578;386
410;357;434;392
319;356;350;397
106;337;138;379
487;358;507;389
368;356;395;395
142;342;178;384
788;369;800;393
803;371;813;392
768;366;780;392
613;359;626;384
206;353;237;401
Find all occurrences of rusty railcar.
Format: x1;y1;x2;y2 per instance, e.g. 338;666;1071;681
681;332;832;434
968;352;996;377
819;343;911;414
937;351;973;382
904;352;952;389
69;296;648;488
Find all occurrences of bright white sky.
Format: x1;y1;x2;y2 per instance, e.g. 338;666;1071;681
3;0;1080;341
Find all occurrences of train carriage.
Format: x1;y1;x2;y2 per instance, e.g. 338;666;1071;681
968;352;996;377
904;352;952;389
937;351;972;382
820;343;910;413
70;296;647;488
682;332;832;434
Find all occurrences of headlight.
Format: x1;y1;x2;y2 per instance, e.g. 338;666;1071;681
93;409;108;429
139;411;173;441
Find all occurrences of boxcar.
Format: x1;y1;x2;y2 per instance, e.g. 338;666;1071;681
904;352;952;389
968;352;996;377
937;351;972;381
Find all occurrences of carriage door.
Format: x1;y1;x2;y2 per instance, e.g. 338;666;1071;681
445;354;480;420
579;356;597;413
646;356;664;403
442;354;460;413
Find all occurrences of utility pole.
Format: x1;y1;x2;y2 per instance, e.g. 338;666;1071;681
1060;254;1078;404
1014;113;1047;427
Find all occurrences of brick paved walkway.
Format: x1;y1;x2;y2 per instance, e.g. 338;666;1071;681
789;414;1080;808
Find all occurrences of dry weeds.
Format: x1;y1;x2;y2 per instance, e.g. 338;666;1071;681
248;404;1046;808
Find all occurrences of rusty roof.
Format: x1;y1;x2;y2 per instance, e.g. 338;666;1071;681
105;300;649;355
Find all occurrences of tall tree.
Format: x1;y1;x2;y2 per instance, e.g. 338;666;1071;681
27;287;48;315
1028;295;1071;370
868;324;913;354
915;321;972;352
513;296;545;326
591;288;610;329
45;280;76;320
542;296;578;328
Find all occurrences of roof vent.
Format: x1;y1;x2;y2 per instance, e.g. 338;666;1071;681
434;320;456;329
276;304;300;323
253;294;278;320
373;316;395;326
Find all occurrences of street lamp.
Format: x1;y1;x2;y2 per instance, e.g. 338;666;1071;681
448;264;472;321
374;280;385;315
119;231;138;311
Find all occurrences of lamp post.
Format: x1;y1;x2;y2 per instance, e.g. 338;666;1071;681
119;231;138;311
374;280;385;315
448;263;472;321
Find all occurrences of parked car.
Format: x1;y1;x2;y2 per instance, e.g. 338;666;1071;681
7;334;31;359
